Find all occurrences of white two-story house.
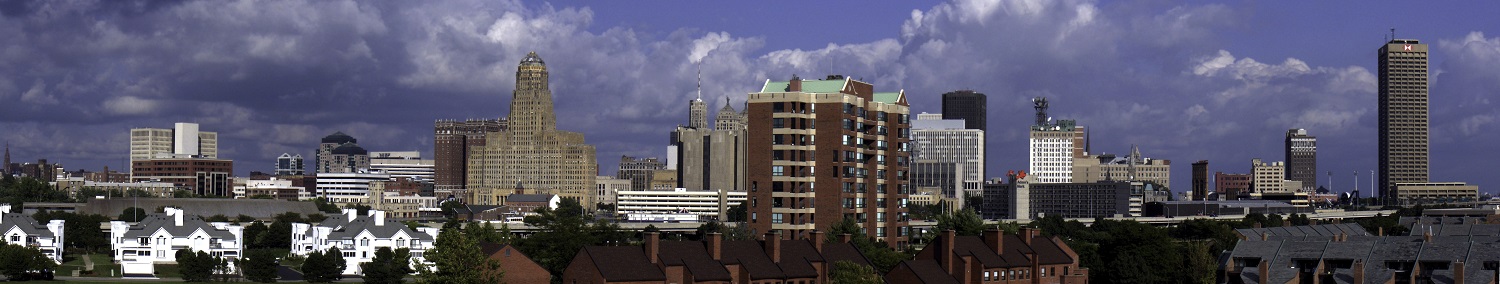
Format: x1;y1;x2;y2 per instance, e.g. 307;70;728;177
110;207;244;276
291;209;439;275
0;204;65;263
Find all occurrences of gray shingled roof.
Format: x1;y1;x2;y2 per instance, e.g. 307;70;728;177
323;214;434;241
1225;225;1500;284
1;213;54;238
82;198;319;220
121;213;235;239
1235;223;1370;240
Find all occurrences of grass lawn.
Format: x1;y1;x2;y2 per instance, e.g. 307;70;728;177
56;254;121;277
152;264;181;279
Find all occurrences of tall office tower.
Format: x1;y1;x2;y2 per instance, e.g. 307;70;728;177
129;123;219;172
673;93;749;193
617;156;665;191
910;113;984;206
1378;38;1429;204
747;75;910;246
433;119;506;197
1028;97;1085;183
1285;129;1317;192
275;153;304;176
467;52;597;206
941;90;986;131
1191;160;1209;200
314;132;369;174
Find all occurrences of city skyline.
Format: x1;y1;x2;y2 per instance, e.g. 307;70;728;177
2;1;1498;196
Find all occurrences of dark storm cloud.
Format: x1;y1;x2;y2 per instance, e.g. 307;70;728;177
2;0;1496;194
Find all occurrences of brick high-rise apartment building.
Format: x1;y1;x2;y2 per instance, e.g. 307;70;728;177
1378;38;1429;204
746;75;910;246
433;118;505;199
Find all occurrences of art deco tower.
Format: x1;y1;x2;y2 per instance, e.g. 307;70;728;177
1378;39;1429;203
467;52;597;206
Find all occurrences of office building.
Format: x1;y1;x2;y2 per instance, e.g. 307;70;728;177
466;52;597;205
1285;129;1317;192
594;176;630;207
617;156;665;191
940;90;987;132
671;96;749;193
890;229;1088;284
433;118;506;199
910;113;985;206
315;172;391;204
614;188;746;221
1071;146;1171;187
275;153;304;176
315;132;370;174
370;151;435;182
1251;158;1288;193
984;172;1171;219
129;123;219;174
1392;182;1479;205
746;75;911;246
1192;160;1209;201
1216;172;1253;200
131;157;233;196
110;207;244;276
1378;38;1430;204
1028;97;1085;184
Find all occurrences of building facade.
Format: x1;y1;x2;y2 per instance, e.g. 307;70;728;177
615;188;746;221
0;204;65;263
110;207;244;276
275;153;304;176
370;151;435;182
1192;160;1209;201
315;172;391;205
1029;122;1084;184
315;132;370;174
291;209;440;275
746;75;911;246
1378;39;1430;204
433;118;505;199
911;113;985;203
617;156;665;191
671;96;749;194
986;173;1170;219
465;53;597;206
130;158;233;196
1285;129;1317;192
940;90;987;133
594;176;631;207
1071;146;1171;187
129;123;218;174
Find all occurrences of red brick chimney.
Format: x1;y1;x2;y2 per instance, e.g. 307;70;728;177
953;255;974;284
983;229;1004;255
1258;260;1270;284
1353;260;1365;284
811;230;826;252
838;233;852;243
765;231;782;263
1021;228;1034;247
788;75;802;92
644;232;660;264
1454;260;1465;284
706;232;722;261
941;230;957;275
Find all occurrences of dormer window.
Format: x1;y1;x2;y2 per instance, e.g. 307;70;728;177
360;238;370;246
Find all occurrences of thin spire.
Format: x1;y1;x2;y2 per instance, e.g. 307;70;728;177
696;63;702;101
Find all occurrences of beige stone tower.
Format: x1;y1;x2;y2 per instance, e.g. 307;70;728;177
467;52;597;206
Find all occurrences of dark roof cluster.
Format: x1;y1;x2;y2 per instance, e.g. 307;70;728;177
0;212;55;238
1226;224;1500;284
570;232;870;282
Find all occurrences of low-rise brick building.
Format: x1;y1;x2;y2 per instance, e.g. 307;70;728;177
563;231;870;283
888;229;1088;284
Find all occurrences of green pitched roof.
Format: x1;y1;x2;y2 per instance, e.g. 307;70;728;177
873;92;903;104
759;79;847;93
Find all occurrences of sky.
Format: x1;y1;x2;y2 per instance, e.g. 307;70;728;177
2;0;1498;197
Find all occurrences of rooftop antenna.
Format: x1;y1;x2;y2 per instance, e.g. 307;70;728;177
1390;28;1396;41
696;63;702;101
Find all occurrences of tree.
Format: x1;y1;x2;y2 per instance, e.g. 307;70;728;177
176;249;215;282
33;211;111;253
419;226;500;284
519;198;596;276
724;203;747;222
361;247;413;284
0;244;57;281
312;197;341;213
828;260;882;284
242;249;280;282
118;207;147;222
244;221;269;249
204;214;230;222
934;208;985;236
237;215;258;223
307;213;328;223
259;221;293;250
826;218;908;274
303;248;345;283
1181;240;1218;284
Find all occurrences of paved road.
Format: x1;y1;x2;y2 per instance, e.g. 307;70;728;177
276;265;304;281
